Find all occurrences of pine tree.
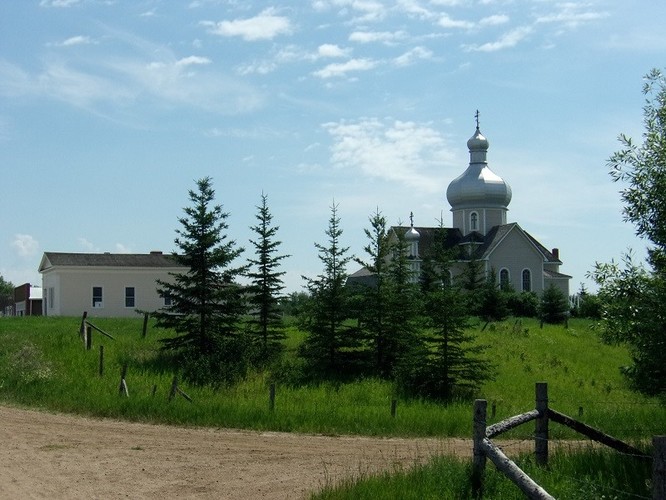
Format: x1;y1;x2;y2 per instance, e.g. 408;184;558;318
246;193;290;363
539;284;569;324
300;203;357;377
154;177;248;385
400;228;494;401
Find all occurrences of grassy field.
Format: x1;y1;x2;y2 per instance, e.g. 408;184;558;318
0;315;662;498
0;315;661;439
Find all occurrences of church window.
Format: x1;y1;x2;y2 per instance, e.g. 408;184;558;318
470;212;479;231
521;269;532;292
499;268;510;289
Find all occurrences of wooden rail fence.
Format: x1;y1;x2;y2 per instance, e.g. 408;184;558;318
472;382;664;499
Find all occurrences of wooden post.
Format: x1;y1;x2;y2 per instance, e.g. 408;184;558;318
151;385;157;397
79;311;88;340
269;383;276;412
85;325;92;350
119;364;129;397
491;401;496;419
654;435;666;500
142;313;149;338
169;376;178;402
535;382;549;466
578;406;583;418
472;399;488;498
98;345;104;376
391;399;397;418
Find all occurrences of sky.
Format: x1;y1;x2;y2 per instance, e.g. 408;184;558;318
1;0;664;295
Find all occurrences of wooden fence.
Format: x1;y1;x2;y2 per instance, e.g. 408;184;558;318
472;382;664;499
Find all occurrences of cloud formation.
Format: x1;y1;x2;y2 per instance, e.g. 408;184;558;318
12;234;39;258
203;8;293;41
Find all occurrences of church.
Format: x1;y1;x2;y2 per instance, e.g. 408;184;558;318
349;117;571;297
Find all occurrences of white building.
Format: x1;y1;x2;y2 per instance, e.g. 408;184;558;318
349;120;571;297
39;251;187;317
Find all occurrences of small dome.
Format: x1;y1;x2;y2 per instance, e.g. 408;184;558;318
467;128;489;151
405;226;420;241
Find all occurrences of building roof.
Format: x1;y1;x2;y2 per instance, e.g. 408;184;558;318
39;252;185;272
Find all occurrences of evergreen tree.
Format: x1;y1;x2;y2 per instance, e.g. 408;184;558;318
154;177;248;385
539;284;570;324
400;228;494;401
478;270;509;322
300;203;357;377
354;209;393;377
246;193;290;363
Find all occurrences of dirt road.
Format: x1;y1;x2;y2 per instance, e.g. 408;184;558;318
0;405;472;499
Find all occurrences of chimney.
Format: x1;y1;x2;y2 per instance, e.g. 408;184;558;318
552;248;560;260
150;250;163;255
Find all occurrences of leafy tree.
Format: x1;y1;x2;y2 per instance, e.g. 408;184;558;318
154;177;248;386
539;284;569;324
300;203;358;377
246;193;290;363
0;274;14;314
400;228;494;401
591;68;666;395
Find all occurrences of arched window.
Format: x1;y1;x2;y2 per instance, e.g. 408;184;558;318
470;212;479;231
499;268;510;290
522;269;532;292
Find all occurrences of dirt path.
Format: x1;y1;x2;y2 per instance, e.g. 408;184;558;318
0;405;474;499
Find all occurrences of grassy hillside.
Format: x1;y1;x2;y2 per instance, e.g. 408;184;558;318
0;316;662;440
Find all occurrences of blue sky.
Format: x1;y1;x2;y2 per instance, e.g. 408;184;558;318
1;0;663;294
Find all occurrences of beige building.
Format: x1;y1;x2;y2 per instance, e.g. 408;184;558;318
350;121;571;297
38;252;187;317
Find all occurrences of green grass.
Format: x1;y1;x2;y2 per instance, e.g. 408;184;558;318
312;445;653;499
1;315;661;499
0;316;662;439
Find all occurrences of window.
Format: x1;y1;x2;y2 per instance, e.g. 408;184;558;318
521;269;532;292
162;292;172;307
125;287;135;308
470;212;479;231
92;287;103;308
499;269;510;290
48;287;54;309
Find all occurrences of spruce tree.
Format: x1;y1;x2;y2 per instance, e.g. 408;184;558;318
246;193;290;363
300;203;357;377
154;177;248;385
401;228;494;401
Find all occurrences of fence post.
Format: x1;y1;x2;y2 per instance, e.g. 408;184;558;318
472;399;487;498
654;435;666;500
118;363;129;397
98;345;104;376
535;382;549;466
269;383;276;411
391;399;397;418
169;376;178;402
79;311;88;341
142;312;149;338
85;325;92;350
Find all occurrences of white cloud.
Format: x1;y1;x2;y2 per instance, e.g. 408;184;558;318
323;118;452;193
464;26;533;52
349;30;407;44
313;58;378;79
479;14;510;26
438;13;474;30
535;4;608;29
317;44;350;58
78;237;99;252
115;243;132;253
40;0;82;7
393;46;433;67
11;234;39;258
312;0;388;23
204;8;293;41
57;35;94;47
175;55;211;67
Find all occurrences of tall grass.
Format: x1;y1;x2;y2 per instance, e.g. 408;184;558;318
312;445;653;499
0;316;663;440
